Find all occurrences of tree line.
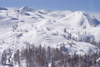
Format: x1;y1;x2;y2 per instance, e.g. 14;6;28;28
0;43;100;67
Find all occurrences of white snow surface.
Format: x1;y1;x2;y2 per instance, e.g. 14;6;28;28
0;6;100;55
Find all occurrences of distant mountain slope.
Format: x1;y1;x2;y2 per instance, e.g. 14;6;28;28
0;7;8;10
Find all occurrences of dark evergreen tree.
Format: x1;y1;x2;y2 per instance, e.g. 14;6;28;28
0;50;7;65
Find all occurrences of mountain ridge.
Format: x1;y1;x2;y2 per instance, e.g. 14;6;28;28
0;7;8;10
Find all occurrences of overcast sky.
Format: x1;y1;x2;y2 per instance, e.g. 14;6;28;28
0;0;100;19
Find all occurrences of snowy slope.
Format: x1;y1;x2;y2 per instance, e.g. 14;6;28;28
0;6;100;55
61;11;100;29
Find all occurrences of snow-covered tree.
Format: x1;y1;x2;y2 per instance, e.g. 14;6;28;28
0;50;7;65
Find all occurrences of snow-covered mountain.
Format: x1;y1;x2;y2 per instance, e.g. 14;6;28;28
0;6;100;55
20;6;37;13
0;7;8;10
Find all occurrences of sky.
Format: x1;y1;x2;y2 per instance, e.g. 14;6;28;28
0;0;100;19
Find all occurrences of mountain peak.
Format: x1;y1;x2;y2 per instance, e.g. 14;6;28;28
74;11;87;15
0;7;8;10
20;6;37;12
61;11;100;28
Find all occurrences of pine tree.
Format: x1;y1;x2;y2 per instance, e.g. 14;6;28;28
64;28;66;33
51;60;56;67
47;46;51;62
68;33;71;39
0;50;7;65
